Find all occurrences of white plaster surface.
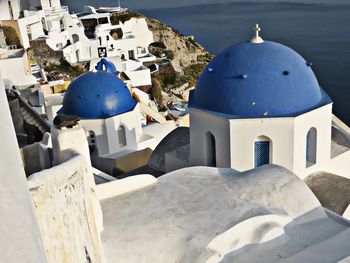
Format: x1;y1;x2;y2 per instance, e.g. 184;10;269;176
28;154;102;263
100;165;350;262
0;78;47;263
96;174;157;200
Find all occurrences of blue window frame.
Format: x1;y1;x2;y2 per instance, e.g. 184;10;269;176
255;141;270;167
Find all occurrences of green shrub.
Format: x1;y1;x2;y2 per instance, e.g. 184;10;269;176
184;63;207;86
163;72;177;86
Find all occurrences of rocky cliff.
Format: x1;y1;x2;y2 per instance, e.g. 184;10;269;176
146;16;212;73
146;15;213;108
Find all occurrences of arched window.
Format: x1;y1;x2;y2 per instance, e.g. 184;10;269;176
205;132;216;167
72;34;79;44
254;136;272;168
306;128;317;167
118;126;126;147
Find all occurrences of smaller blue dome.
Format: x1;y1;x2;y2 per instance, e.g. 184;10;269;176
95;58;117;74
58;60;136;119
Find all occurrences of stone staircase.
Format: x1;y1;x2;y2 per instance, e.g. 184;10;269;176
19;97;50;134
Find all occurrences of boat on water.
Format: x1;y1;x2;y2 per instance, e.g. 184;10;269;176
97;0;128;14
173;101;188;112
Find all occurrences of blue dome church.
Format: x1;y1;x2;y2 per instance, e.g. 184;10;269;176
187;25;336;179
58;59;153;157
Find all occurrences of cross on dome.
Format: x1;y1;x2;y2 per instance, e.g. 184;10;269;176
250;24;264;44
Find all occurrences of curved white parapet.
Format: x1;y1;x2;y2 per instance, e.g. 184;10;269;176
204;214;292;263
96;174;158;200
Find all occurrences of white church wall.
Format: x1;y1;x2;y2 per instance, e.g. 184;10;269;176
229;116;295;172
106;105;143;154
293;104;333;178
189;108;231;168
80;118;109;156
79;105;143;157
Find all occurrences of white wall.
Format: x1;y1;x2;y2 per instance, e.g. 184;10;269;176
28;154;102;263
80;105;143;157
188;104;350;181
293;104;333;177
229;116;295;172
0;0;20;20
189;108;231;168
0;51;37;85
125;67;152;87
0;77;47;263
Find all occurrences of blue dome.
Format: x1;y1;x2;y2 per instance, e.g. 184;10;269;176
58;63;136;119
95;58;117;74
189;41;332;118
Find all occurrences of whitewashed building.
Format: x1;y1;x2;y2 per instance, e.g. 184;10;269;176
0;0;155;64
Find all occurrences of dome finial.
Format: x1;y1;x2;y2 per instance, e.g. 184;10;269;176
251;24;264;44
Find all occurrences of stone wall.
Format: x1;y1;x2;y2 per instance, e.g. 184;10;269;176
28;154;102;263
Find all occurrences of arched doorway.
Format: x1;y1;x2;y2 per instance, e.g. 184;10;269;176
205;132;216;167
306;128;317;167
254;136;272;168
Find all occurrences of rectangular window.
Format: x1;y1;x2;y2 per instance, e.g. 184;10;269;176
255;141;270;168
